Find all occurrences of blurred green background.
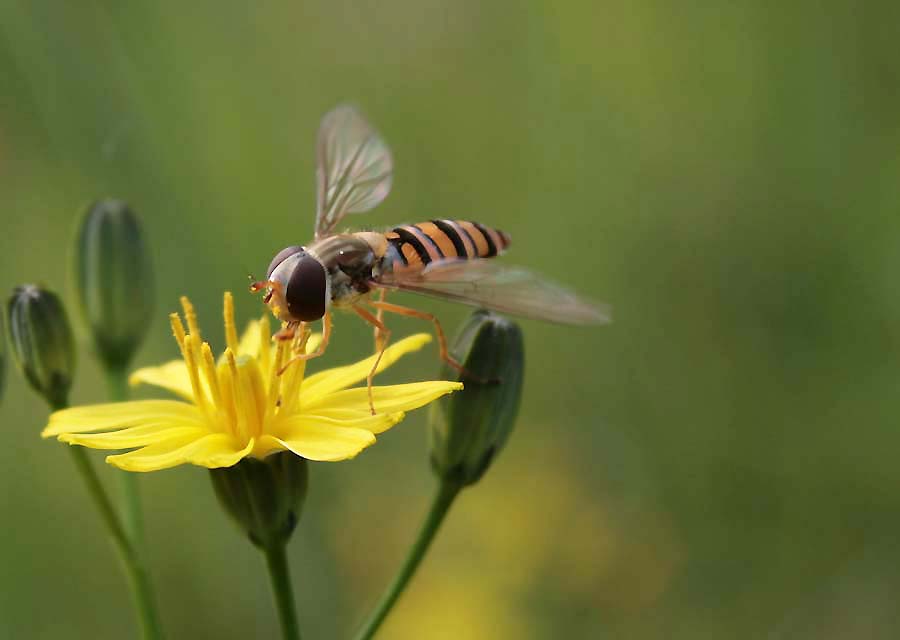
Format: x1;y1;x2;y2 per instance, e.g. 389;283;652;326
2;1;900;638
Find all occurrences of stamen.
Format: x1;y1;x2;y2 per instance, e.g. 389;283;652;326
182;335;211;415
225;349;250;442
200;342;223;408
265;339;288;422
244;360;266;437
180;296;201;339
223;292;239;353
297;324;311;353
279;329;310;415
259;315;271;375
217;359;238;434
169;313;187;352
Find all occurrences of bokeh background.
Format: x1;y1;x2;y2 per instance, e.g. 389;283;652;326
2;1;900;638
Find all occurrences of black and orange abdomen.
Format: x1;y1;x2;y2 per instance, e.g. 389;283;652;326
384;219;510;269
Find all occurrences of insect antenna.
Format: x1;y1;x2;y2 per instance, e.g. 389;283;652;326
246;268;265;293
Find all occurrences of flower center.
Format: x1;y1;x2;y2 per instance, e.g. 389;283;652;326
168;293;312;447
219;354;266;441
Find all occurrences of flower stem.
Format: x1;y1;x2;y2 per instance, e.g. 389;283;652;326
65;441;164;639
263;543;302;640
104;366;145;550
353;479;462;640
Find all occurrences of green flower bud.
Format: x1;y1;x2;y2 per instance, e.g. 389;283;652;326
209;452;309;549
429;310;525;486
0;312;6;404
74;199;154;371
6;285;77;410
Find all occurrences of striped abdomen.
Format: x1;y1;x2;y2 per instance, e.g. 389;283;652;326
385;220;511;269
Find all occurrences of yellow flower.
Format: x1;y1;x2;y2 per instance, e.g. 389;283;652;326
42;293;462;472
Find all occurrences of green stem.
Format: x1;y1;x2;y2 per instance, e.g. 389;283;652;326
353;480;462;640
65;441;164;639
263;543;302;640
104;367;145;549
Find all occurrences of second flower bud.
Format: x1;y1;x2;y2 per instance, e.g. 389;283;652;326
73;199;154;371
429;310;525;486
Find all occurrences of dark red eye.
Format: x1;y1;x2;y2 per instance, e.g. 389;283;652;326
285;255;327;321
266;246;305;279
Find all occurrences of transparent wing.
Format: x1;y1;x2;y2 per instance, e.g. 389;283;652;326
375;259;611;325
315;104;393;238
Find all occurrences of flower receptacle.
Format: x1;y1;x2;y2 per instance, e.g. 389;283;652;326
429;310;524;486
209;451;309;549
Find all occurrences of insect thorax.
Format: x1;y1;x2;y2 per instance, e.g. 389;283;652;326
307;234;378;307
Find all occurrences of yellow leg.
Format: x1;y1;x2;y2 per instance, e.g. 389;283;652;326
277;311;333;375
353;305;392;415
373;289;388;352
370;300;484;380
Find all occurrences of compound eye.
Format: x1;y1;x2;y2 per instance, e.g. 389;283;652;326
285;255;327;322
266;246;305;279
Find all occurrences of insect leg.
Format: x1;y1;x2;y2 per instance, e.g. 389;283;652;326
370;300;483;381
372;289;388;352
276;311;333;375
304;310;332;359
352;305;392;415
274;321;298;342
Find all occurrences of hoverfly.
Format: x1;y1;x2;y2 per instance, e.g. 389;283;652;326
252;105;609;411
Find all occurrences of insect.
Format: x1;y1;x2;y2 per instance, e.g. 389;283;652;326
251;104;609;412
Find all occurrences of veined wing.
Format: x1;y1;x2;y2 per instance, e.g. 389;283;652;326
375;259;611;325
315;104;393;238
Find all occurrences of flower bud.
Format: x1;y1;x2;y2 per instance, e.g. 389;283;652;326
209;452;309;549
6;285;77;410
0;312;6;403
429;310;524;486
74;199;154;371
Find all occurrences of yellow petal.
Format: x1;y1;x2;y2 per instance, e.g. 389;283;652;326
254;434;289;459
299;334;432;403
188;435;255;469
129;360;194;400
237;319;262;357
60;425;208;450
277;411;405;436
303;381;463;418
105;432;205;471
267;423;377;461
106;433;253;472
42;400;204;437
